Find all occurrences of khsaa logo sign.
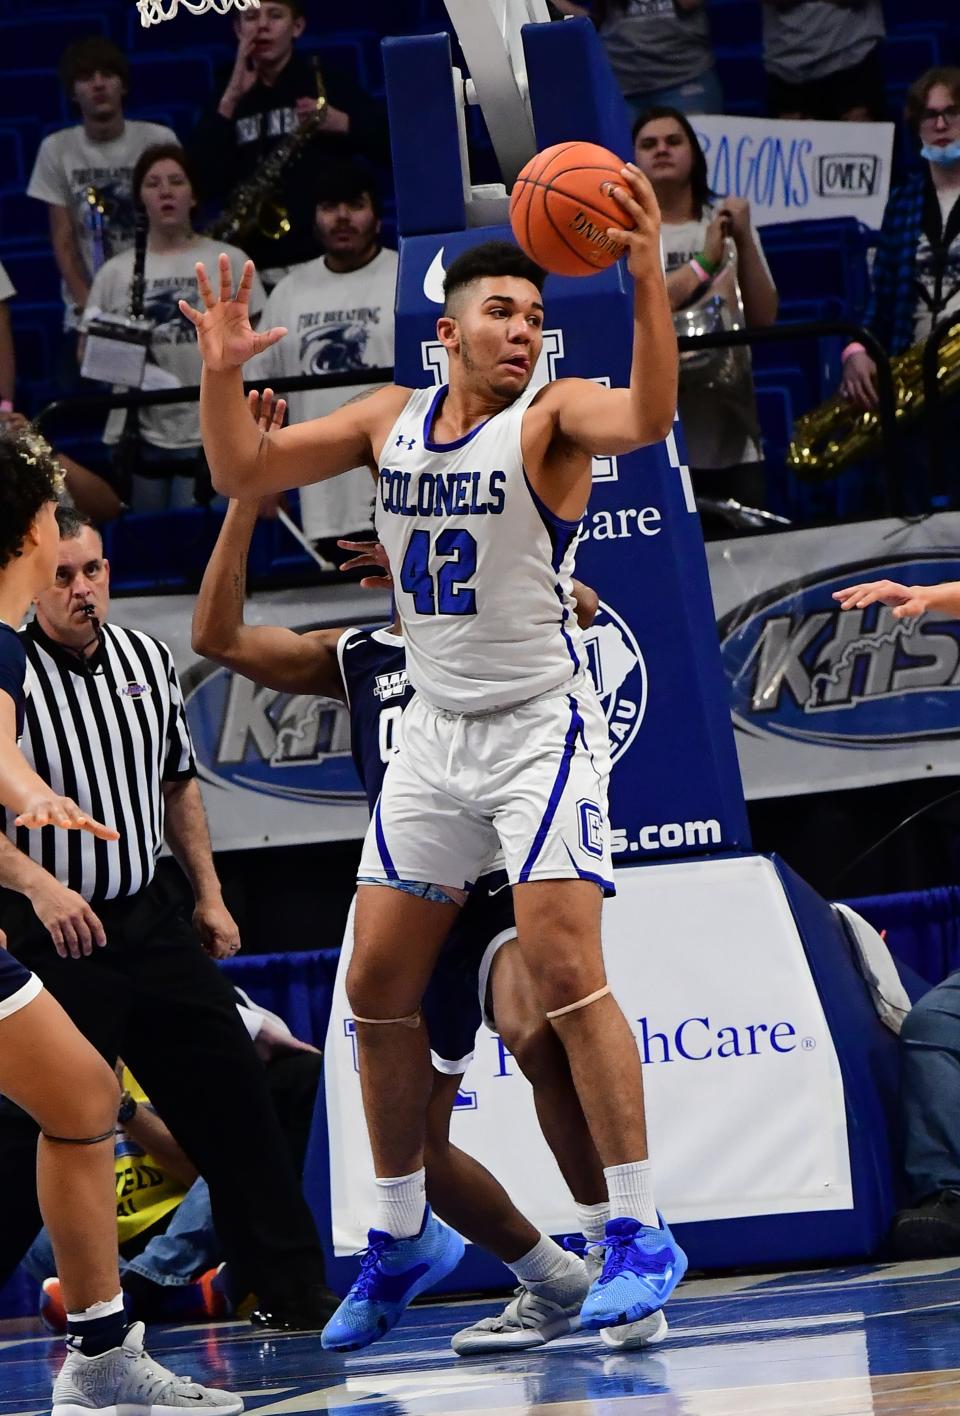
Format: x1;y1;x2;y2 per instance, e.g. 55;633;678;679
183;647;362;804
582;601;647;764
720;555;960;748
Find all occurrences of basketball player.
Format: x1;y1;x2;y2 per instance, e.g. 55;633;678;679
0;429;241;1414
182;163;685;1348
834;577;960;619
192;421;666;1353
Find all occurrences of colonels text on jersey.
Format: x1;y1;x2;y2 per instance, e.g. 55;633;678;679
375;384;586;715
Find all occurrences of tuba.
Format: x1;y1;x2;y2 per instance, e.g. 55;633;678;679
211;60;328;244
788;319;960;477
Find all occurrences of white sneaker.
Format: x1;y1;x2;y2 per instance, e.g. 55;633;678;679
52;1321;244;1416
451;1267;589;1355
584;1240;670;1350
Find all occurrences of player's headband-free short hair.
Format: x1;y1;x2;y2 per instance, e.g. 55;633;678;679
314;162;382;218
442;241;546;313
60;36;129;94
0;431;64;573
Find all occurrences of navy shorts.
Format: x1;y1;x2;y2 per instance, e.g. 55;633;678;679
0;948;41;1021
422;869;516;1074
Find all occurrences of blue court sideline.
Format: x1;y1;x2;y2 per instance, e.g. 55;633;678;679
5;1260;960;1413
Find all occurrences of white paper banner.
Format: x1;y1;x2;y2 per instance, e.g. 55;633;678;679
708;513;960;800
692;115;894;229
325;856;852;1253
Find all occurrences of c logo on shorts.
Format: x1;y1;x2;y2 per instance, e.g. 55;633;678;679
578;800;605;858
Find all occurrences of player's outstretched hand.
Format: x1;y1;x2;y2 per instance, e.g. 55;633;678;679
179;254;287;372
15;793;119;839
338;538;393;589
833;580;938;619
607;164;662;282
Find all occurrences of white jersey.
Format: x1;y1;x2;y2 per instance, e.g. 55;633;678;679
376;383;586;714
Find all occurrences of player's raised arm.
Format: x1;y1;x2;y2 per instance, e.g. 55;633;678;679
550;166;677;456
833;579;960;620
181;254;402;498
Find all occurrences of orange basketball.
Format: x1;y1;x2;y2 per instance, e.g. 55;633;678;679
510;141;634;278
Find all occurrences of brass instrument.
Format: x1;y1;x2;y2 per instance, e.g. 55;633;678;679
84;186;107;274
211;61;328;244
788;318;960;478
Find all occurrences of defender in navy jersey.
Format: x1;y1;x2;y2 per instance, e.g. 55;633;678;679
0;430;239;1415
189;168;685;1345
193;479;665;1353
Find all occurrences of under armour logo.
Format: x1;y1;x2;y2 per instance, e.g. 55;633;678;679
396;434;416;451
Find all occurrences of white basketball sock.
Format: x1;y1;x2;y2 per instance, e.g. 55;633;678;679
508;1233;585;1301
374;1168;426;1239
576;1199;611;1244
604;1159;658;1229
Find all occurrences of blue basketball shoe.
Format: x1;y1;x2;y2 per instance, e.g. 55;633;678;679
321;1206;465;1352
579;1214;686;1330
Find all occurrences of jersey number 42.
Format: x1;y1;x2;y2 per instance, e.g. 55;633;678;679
400;529;478;616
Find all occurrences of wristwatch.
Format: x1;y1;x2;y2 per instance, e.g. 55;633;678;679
117;1090;138;1126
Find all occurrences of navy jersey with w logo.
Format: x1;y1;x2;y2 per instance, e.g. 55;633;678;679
336;626;412;811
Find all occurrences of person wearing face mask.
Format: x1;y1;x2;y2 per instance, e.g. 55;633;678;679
80;144;265;514
840;68;960;509
247;161;397;565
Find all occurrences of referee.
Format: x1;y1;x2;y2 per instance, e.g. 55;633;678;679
0;506;336;1329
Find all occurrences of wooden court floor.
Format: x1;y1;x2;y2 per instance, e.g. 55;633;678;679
5;1259;960;1414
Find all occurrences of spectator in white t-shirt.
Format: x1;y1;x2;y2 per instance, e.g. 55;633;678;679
763;0;886;122
552;0;722;120
633;106;778;532
27;36;176;345
81;144;265;514
249;161;397;564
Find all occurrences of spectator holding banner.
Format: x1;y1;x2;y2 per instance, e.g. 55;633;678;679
552;1;722;119
633;106;778;530
763;0;886;122
839;68;960;508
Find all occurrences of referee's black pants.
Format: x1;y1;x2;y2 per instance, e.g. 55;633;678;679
0;874;327;1309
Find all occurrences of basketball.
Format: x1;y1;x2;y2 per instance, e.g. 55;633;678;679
509;141;635;278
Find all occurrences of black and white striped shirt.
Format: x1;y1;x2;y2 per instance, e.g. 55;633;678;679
1;619;196;902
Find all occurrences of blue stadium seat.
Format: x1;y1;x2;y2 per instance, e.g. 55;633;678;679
0;129;24;191
0;12;112;72
883;28;948;87
713;48;766;116
0;192;50;249
1;250;61;303
127;53;215;111
709;1;762;50
761;219;870;314
0;69;68;126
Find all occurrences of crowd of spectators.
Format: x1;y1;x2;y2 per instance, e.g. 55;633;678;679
0;1;958;538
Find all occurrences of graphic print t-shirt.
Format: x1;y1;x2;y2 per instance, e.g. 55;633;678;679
249;247;398;540
84;236;265;449
28;119;177;328
600;0;714;95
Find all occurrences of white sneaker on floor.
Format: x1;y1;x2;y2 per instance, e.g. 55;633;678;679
585;1239;670;1350
451;1266;589;1355
52;1321;244;1416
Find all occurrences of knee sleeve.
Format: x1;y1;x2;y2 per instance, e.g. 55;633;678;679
352;1009;423;1030
41;1127;116;1146
545;985;610;1020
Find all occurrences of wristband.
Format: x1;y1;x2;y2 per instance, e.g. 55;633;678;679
841;342;867;363
689;258;712;285
117;1091;138;1126
694;249;719;276
0;400;12;414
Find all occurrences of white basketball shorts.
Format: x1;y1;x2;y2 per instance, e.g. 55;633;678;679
358;677;614;894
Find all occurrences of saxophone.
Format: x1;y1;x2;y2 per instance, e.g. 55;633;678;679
788;319;960;478
210;61;328;244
